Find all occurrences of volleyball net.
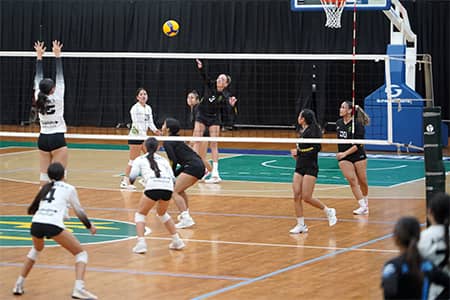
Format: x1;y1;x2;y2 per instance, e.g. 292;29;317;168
0;51;432;148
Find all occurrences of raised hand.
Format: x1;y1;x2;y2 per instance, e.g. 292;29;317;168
229;96;238;107
52;40;63;57
196;59;203;69
33;41;46;60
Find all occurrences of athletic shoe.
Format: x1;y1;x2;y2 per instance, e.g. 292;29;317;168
353;199;369;215
326;208;337;226
12;283;24;295
201;169;210;181
72;288;98;300
289;223;309;234
138;178;146;187
169;239;185;250
205;175;222;184
175;215;195;229
132;240;147;254
120;180;136;190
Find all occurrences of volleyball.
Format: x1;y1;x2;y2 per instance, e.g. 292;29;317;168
162;20;179;37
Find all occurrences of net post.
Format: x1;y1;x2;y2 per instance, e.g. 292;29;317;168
384;57;393;143
423;107;446;225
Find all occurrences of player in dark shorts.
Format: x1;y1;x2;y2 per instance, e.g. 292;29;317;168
162;118;205;229
289;109;337;234
336;100;370;215
191;59;237;183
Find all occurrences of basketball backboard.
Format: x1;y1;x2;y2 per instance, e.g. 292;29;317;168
291;0;391;11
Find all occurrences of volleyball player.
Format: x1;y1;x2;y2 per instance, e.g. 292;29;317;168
162;118;205;229
120;88;161;189
33;40;68;186
336;101;370;215
12;162;97;299
381;217;449;299
418;192;450;299
186;90;212;178
192;59;237;183
130;137;185;253
289;109;337;234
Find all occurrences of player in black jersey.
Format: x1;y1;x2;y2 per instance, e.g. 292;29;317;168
192;59;237;184
336;101;370;215
187;90;212;177
289;109;337;234
162;118;205;229
381;217;450;300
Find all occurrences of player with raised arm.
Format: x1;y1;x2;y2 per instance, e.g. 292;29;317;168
34;40;68;186
130;137;185;254
290;109;337;234
162;118;205;229
12;163;97;299
120;88;161;189
336;101;370;215
192;59;237;183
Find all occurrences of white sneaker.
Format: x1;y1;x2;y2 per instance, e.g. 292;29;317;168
120;180;136;190
205;175;222;184
12;282;24;295
201;169;210;181
72;288;98;300
169;239;185;250
289;223;308;234
326;208;337;226
175;215;195;229
138;178;146;187
353;200;369;215
132;240;147;254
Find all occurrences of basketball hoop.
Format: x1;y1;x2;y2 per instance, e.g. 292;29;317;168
320;0;347;28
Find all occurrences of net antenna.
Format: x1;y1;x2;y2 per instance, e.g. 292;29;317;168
320;0;347;28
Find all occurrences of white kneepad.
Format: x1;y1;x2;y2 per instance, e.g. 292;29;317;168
27;247;40;261
157;212;171;224
39;172;50;182
75;251;88;264
134;212;146;223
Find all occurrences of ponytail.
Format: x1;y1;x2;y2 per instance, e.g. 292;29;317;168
144;137;161;178
355;105;370;126
36;92;49;114
28;181;54;214
405;237;423;283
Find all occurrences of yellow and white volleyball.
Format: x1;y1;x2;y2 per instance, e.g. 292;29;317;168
162;20;179;37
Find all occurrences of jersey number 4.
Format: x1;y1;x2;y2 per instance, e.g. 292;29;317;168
43;188;56;203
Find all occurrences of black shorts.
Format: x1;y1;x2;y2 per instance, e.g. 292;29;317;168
295;159;319;177
30;222;63;239
38;133;66;152
196;113;221;127
182;158;205;179
339;151;367;163
144;189;172;201
128;139;144;145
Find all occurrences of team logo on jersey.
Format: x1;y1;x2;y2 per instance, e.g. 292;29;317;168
208;95;216;103
0;215;137;247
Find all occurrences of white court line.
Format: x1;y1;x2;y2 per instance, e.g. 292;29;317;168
0;149;38;157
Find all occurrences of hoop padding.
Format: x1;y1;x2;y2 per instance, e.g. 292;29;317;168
320;0;347;28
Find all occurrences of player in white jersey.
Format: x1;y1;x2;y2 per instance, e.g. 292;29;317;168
33;40;68;186
12;163;97;299
418;192;450;300
120;88;161;189
129;137;185;254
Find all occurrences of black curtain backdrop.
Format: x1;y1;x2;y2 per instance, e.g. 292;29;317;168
0;0;448;129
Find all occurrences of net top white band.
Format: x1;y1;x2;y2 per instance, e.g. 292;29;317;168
0;51;388;61
0;131;392;145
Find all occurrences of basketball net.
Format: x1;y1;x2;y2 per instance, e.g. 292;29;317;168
320;0;347;28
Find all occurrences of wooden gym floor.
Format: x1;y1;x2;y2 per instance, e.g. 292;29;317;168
0;128;449;299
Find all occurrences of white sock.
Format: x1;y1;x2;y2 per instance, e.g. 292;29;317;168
212;162;219;176
75;280;84;290
16;275;25;285
364;196;369;204
323;206;329;213
171;233;180;240
358;198;367;207
297;217;305;225
181;210;190;218
137;237;145;242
